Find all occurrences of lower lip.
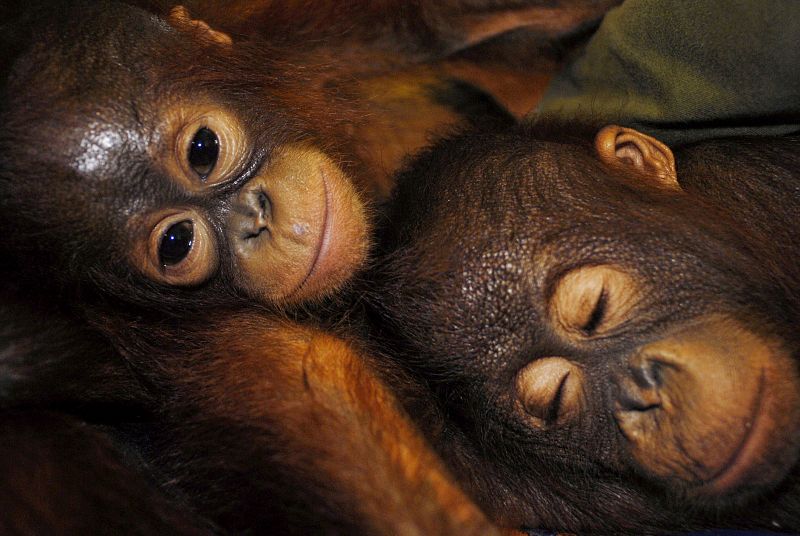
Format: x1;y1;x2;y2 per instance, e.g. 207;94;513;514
701;369;768;495
293;167;333;296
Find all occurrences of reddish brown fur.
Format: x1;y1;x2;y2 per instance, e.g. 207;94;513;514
0;1;622;534
372;120;800;533
124;314;514;535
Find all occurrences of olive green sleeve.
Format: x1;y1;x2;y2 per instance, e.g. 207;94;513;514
536;0;800;146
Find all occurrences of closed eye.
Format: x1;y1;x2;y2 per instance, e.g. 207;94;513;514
550;264;639;340
582;287;606;335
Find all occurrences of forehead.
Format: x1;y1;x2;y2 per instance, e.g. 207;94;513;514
5;3;175;131
8;3;173;102
385;127;753;330
1;4;186;212
392;127;631;258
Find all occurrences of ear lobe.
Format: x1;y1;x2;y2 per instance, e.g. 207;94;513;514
595;125;678;190
168;6;233;46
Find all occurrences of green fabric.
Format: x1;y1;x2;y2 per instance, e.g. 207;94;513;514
536;0;800;146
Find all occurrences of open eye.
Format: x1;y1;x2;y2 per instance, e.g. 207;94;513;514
188;127;219;180
166;108;247;189
550;265;638;339
159;220;194;266
134;210;219;287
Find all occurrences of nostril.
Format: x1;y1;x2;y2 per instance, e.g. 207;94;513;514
243;226;270;241
256;190;272;220
617;383;661;412
630;357;667;390
232;187;273;241
616;357;668;413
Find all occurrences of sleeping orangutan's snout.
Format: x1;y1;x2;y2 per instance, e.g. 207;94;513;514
614;315;800;499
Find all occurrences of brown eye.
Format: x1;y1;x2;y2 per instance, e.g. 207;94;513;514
550;265;638;338
159;220;194;266
134;210;218;287
188;127;219;180
165;108;247;189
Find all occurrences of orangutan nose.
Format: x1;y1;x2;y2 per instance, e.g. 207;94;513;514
516;357;585;428
231;181;274;240
615;354;669;413
612;316;800;494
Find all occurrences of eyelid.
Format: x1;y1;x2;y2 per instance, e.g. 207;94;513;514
582;286;607;335
202;145;267;198
550;264;639;340
178;116;242;186
159;106;248;191
132;208;219;287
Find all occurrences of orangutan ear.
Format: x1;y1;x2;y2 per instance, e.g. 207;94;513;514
168;6;233;46
595;125;678;190
445;2;619;55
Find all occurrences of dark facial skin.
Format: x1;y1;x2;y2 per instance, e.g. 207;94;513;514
0;1;625;533
374;121;800;534
1;2;376;309
0;0;621;312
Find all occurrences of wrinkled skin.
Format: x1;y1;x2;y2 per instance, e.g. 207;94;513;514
0;1;622;534
0;0;617;308
374;121;800;534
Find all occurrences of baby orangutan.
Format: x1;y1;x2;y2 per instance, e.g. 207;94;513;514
375;121;800;534
0;0;618;533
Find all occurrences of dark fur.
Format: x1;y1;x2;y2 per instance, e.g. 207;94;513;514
371;119;800;533
0;0;622;534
